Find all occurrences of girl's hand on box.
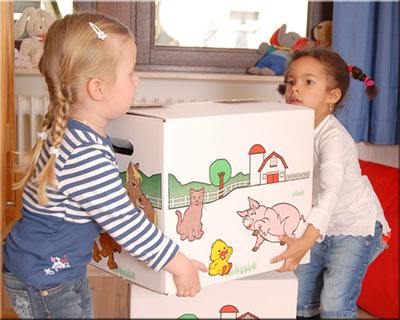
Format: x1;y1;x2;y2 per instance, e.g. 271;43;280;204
174;258;207;297
270;224;320;272
164;251;207;297
270;235;310;272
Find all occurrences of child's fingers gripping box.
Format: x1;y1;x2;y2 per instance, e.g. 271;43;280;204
130;270;298;319
91;101;314;294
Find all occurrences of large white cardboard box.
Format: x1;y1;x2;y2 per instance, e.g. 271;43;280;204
130;270;298;319
91;101;314;294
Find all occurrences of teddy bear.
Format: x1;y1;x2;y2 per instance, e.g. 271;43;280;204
14;7;56;68
247;24;312;76
311;20;332;48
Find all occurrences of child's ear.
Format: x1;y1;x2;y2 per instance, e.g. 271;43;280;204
87;78;105;101
327;88;341;105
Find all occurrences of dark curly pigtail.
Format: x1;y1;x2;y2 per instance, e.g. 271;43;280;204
347;65;379;99
277;83;286;95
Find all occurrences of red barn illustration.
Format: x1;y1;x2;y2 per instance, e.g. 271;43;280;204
249;144;287;185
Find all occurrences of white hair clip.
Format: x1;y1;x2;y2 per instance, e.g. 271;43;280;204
89;22;107;40
37;131;48;140
49;146;60;158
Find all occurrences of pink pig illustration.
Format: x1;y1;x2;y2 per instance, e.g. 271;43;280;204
237;197;305;251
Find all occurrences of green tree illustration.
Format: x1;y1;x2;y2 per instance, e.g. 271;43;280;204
209;159;232;198
177;314;199;319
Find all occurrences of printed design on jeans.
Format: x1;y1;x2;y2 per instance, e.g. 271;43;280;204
44;255;71;276
14;295;33;318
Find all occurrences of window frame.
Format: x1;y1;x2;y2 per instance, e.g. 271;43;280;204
75;1;332;74
74;1;137;33
135;1;260;73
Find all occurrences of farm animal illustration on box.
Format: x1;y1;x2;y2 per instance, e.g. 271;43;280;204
92;143;310;279
176;188;205;241
237;197;305;252
166;143;310;277
89;102;314;294
208;239;233;276
126;162;158;224
92;162;159;270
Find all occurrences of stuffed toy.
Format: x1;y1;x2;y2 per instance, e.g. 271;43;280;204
14;48;32;68
14;7;56;68
311;20;332;48
247;24;312;76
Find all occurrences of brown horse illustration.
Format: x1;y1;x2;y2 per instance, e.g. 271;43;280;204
126;162;157;225
92;232;121;270
92;162;157;270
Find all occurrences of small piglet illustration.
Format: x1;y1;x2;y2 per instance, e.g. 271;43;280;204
237;197;305;251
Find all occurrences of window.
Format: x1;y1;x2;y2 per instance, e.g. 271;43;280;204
14;1;73;51
137;0;309;73
73;1;333;74
14;1;72;22
154;0;308;49
262;173;266;180
270;156;277;167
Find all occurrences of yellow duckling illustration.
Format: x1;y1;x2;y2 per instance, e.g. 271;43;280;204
208;239;233;276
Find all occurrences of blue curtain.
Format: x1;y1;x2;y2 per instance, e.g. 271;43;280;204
332;1;399;144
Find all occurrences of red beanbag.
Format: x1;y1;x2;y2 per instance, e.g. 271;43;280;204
357;160;399;319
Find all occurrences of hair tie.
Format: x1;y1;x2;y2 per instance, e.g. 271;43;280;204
363;76;375;87
89;22;107;40
49;146;60;157
37;131;48;140
347;65;353;73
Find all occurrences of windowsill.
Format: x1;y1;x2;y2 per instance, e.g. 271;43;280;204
15;68;283;82
136;71;283;82
15;68;40;75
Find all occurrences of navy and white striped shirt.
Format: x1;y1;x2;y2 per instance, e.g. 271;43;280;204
3;119;178;287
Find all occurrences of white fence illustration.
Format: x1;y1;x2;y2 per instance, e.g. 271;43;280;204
148;170;311;210
285;171;310;181
168;180;250;209
147;195;162;209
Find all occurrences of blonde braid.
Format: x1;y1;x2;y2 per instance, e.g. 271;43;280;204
14;12;134;205
34;83;71;205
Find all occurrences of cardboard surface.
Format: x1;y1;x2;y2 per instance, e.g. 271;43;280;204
130;270;298;319
92;101;314;294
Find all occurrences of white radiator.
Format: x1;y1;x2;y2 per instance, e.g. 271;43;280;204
357;142;399;168
15;95;48;152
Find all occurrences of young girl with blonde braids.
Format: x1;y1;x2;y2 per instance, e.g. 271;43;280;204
3;12;206;318
271;48;391;319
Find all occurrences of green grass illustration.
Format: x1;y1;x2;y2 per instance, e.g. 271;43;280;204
227;261;257;277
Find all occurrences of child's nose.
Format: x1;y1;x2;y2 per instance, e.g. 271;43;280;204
292;85;301;93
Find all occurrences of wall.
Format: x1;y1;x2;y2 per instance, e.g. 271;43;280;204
14;70;283;103
14;70;399;168
357;142;399;168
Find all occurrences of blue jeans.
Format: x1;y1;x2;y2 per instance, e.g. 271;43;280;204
295;222;386;319
2;270;93;319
